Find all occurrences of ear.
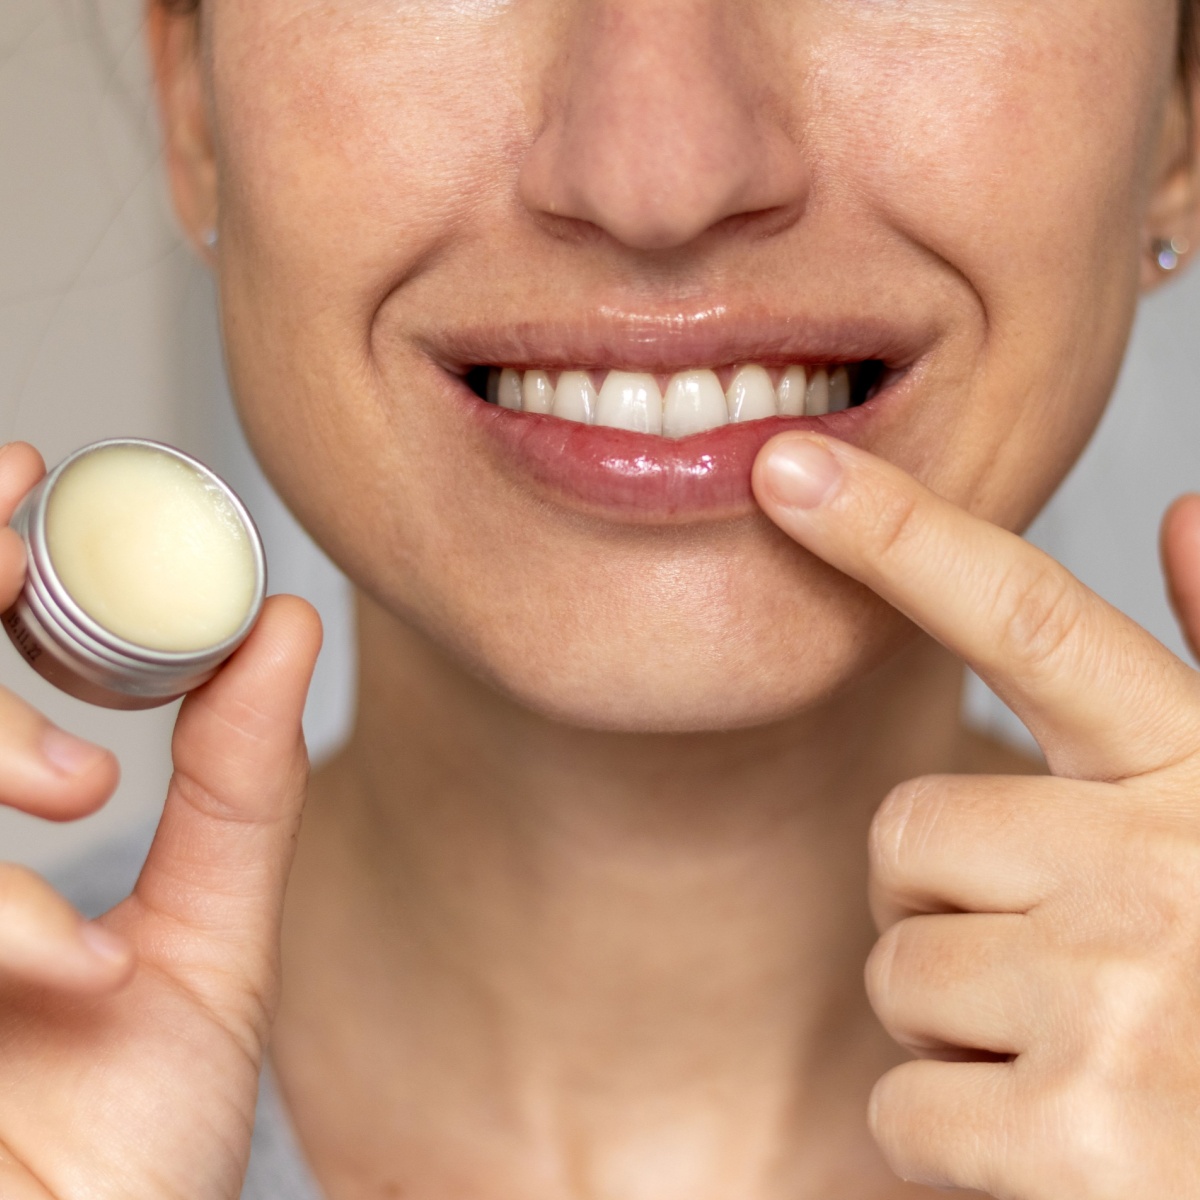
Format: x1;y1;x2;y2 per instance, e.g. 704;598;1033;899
1142;76;1200;292
146;2;218;261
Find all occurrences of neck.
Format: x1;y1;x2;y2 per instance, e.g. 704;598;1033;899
275;592;970;1199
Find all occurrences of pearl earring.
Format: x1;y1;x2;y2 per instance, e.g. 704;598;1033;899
1152;235;1189;272
203;228;219;250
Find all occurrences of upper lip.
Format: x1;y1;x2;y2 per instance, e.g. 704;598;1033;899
421;304;938;377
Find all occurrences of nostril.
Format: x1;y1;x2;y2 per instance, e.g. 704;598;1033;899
521;126;808;255
516;7;808;255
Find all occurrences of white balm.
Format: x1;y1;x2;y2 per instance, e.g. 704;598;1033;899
46;445;257;653
3;439;266;709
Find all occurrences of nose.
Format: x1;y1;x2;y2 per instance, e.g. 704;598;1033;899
519;0;809;253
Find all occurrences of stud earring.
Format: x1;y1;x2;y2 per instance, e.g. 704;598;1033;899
1152;235;1189;272
203;228;219;250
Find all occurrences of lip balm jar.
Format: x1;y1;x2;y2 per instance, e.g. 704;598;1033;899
3;439;266;709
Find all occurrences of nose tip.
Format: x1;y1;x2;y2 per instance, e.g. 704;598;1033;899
518;3;808;253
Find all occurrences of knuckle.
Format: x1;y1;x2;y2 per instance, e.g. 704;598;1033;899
169;731;310;830
169;768;258;827
1106;954;1171;1026
867;1063;941;1184
1078;955;1178;1066
868;926;897;1003
864;924;903;1010
1108;820;1200;946
1026;1074;1138;1198
869;775;946;892
861;488;924;563
866;1063;907;1147
988;556;1086;679
1016;948;1196;1197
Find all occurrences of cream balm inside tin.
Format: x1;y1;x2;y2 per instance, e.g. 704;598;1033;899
3;439;266;709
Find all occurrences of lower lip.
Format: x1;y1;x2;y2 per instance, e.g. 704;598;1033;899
469;391;880;522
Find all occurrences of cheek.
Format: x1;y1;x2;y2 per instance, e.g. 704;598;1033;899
215;6;503;206
208;2;525;570
211;3;519;351
808;1;1176;526
815;2;1173;271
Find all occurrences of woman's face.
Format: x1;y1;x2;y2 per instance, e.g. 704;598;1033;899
161;0;1190;732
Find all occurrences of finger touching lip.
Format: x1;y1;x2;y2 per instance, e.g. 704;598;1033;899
753;432;1200;781
472;390;884;522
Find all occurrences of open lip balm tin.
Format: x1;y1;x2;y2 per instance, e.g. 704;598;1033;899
2;439;267;710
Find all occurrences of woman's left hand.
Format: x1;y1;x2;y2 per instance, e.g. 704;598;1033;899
753;433;1200;1199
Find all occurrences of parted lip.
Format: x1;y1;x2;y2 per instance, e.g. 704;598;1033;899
422;305;937;376
416;304;939;523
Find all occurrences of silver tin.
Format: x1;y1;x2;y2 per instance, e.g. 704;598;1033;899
2;439;267;710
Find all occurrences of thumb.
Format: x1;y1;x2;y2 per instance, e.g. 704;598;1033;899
129;595;322;997
1161;494;1200;662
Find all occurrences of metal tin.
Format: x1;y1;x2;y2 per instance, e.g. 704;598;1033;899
2;439;267;710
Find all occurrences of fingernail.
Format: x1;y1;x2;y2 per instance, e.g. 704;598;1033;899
763;438;842;509
41;726;108;777
79;922;131;966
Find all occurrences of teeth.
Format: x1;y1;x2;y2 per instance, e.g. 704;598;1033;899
663;369;728;437
490;362;866;432
552;371;598;424
495;367;523;411
596;371;663;435
726;365;776;424
806;369;830;416
829;367;851;413
776;366;807;417
522;369;554;414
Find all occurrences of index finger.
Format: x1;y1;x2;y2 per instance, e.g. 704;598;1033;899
753;433;1200;781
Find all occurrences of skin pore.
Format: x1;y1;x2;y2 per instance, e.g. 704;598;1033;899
142;0;1200;1197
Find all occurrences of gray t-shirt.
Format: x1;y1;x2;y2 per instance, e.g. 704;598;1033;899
50;826;325;1200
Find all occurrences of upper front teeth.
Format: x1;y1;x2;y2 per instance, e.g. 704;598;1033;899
523;369;554;414
553;371;597;423
490;365;850;434
664;369;728;437
597;372;663;434
726;365;775;423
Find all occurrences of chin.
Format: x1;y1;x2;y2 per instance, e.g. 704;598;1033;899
414;537;917;735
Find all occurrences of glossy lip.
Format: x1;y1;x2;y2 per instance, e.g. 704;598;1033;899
466;387;890;523
422;307;936;523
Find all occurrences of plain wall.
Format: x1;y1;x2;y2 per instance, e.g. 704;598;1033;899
3;0;1199;874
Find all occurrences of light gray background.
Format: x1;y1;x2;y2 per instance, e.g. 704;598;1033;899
3;0;1197;875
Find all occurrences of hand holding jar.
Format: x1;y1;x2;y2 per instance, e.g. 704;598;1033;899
0;441;320;1200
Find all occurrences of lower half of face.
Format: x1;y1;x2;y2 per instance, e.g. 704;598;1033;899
211;0;1180;732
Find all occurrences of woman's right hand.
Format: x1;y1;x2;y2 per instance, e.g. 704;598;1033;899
0;441;322;1200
